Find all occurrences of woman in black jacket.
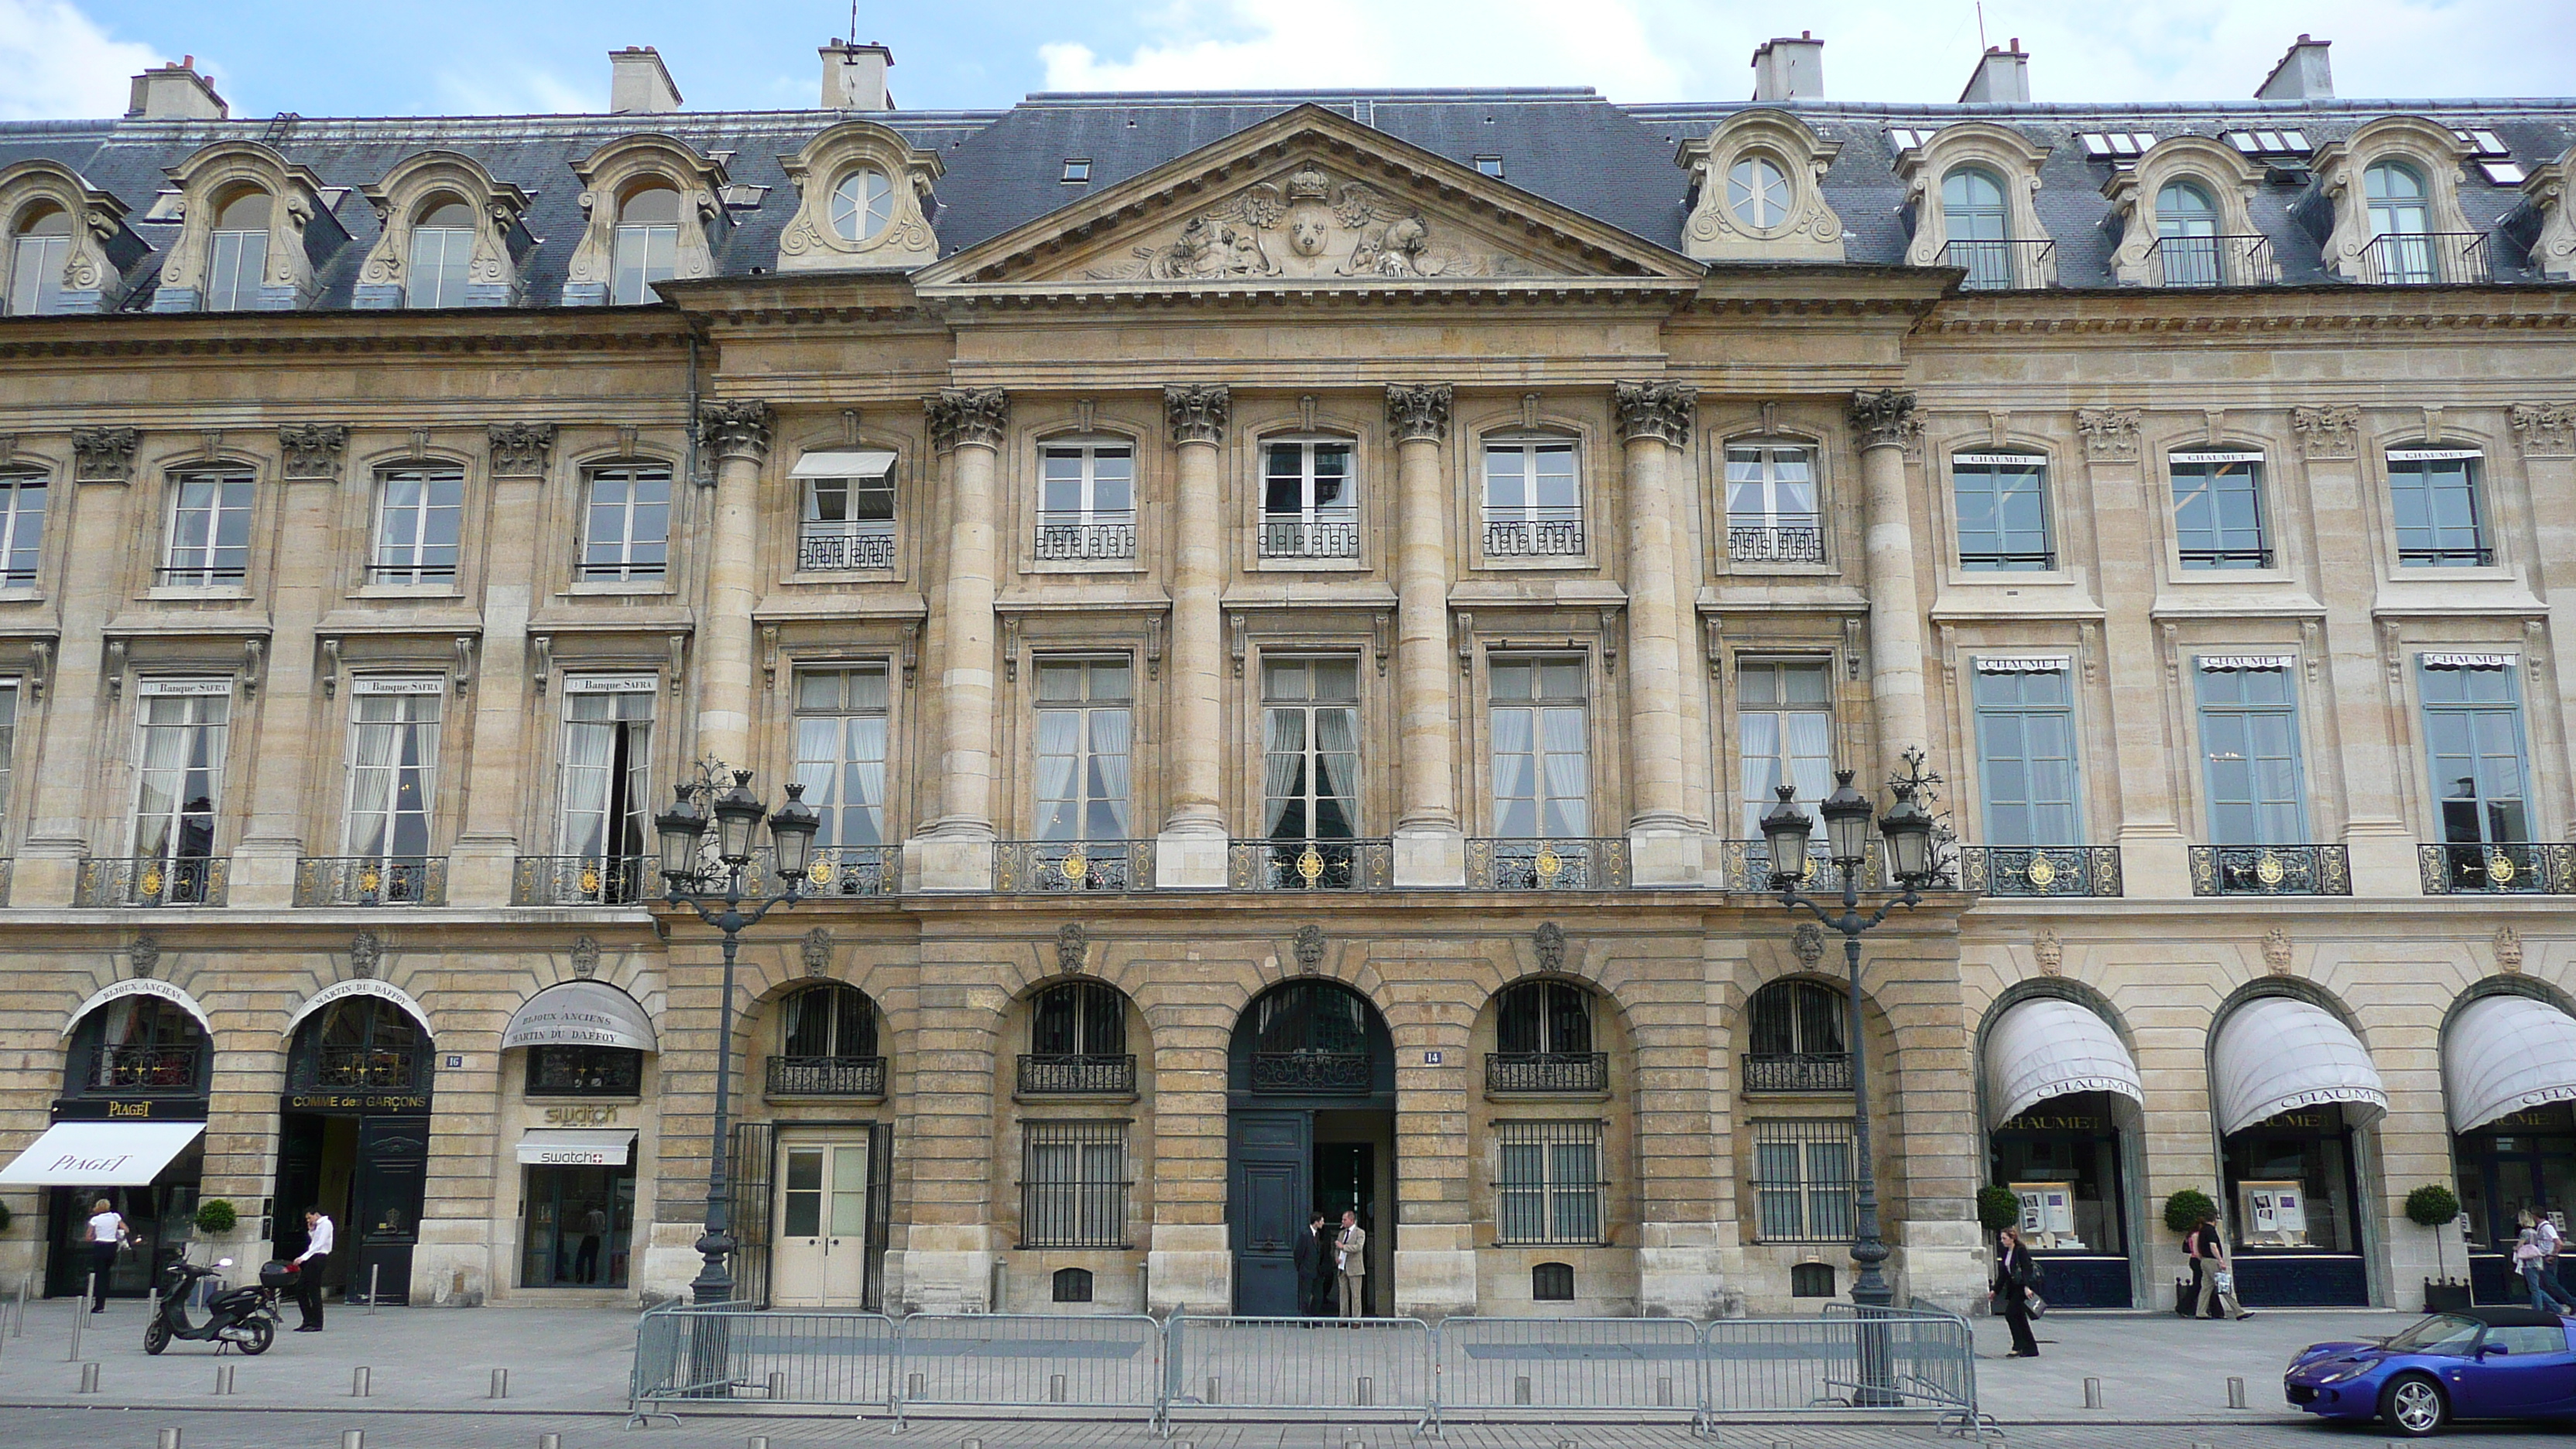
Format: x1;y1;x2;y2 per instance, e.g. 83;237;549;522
1994;1227;2040;1358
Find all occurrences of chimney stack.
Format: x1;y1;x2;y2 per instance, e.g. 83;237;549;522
609;46;683;115
2257;35;2334;100
1958;39;2031;104
125;56;228;120
1750;32;1824;103
822;40;895;111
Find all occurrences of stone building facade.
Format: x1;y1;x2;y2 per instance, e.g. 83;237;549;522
0;37;2573;1317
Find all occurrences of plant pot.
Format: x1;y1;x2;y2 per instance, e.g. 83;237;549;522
2424;1278;2472;1313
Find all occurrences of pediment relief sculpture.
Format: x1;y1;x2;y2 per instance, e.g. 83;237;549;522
776;119;944;272
1083;162;1555;282
1677;109;1845;262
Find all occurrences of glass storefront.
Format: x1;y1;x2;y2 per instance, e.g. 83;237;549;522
2453;1102;2575;1303
40;1145;202;1300
1988;1091;2130;1307
521;1163;635;1288
2223;1105;2368;1306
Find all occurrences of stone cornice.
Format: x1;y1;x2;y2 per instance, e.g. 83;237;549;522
1916;285;2576;338
0;311;693;362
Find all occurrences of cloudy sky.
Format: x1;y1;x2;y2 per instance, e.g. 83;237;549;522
5;0;2571;122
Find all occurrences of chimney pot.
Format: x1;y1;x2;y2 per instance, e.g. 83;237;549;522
1749;33;1825;104
609;46;683;115
125;57;228;121
1958;40;2031;104
821;40;895;111
2256;35;2333;101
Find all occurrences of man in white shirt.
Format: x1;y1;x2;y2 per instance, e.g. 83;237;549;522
292;1207;334;1332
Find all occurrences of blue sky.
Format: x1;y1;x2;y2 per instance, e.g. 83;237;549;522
9;0;2575;122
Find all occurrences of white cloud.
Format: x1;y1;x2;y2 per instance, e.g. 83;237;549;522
0;0;160;121
432;65;594;117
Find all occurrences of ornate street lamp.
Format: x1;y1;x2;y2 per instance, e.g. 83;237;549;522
655;762;819;1305
1761;748;1944;1373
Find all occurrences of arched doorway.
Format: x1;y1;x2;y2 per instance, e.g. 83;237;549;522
1227;979;1394;1316
276;987;435;1304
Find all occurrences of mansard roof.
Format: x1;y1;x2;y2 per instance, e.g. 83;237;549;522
0;86;2569;312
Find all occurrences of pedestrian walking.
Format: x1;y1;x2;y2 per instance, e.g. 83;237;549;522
1334;1209;1367;1319
291;1206;334;1332
1292;1211;1324;1316
1993;1226;2040;1357
2538;1211;2573;1307
2513;1211;2576;1311
2186;1212;2251;1320
82;1197;127;1312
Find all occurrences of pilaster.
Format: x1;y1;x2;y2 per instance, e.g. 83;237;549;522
449;423;555;906
2293;403;2417;893
2077;407;2191;897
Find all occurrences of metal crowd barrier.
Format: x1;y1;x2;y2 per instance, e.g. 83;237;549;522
1433;1315;1705;1430
1704;1304;1985;1434
628;1303;899;1423
894;1313;1163;1427
1165;1314;1435;1430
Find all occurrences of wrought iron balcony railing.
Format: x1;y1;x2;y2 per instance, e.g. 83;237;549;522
1727;520;1825;565
1249;1050;1372;1094
2190;844;2352;897
1959;844;2124;898
2149;234;2276;287
749;844;899;898
2357;232;2492;286
1941;238;2056;291
766;1054;887;1097
1017;1053;1138;1095
289;1046;429;1093
94;1044;204;1093
1484;516;1586;558
1258;516;1361;560
1034;513;1136;561
366;560;458;585
1714;838;1886;892
1466;838;1630;891
296;855;447;906
78;855;227;907
511;855;651;906
993;840;1154;894
796;525;896;572
1485;1051;1609;1094
2398;541;2495;567
2420;841;2576;896
155;564;247;587
1226;838;1391;891
1742;1052;1854;1094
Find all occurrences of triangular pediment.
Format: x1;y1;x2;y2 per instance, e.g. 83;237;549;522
916;104;1698;291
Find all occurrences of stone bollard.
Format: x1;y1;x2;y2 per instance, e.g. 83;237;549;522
68;1274;91;1362
214;1362;236;1395
1516;1374;1532;1405
748;1437;770;1449
538;1436;560;1449
352;1365;372;1397
2084;1376;2104;1410
77;1361;100;1394
157;1430;182;1449
1355;1375;1373;1406
342;1432;365;1449
1050;1372;1067;1403
2228;1375;2247;1409
491;1367;509;1399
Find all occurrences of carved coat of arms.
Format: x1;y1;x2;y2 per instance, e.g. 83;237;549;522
1089;164;1545;282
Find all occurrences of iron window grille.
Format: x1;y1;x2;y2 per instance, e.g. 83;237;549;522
1036;444;1136;561
1020;1119;1129;1249
1745;978;1848;1094
1532;1262;1575;1301
1725;444;1821;565
1024;980;1134;1094
1490;979;1603;1092
1496;1119;1605;1245
1261;440;1359;560
769;981;883;1094
1751;1118;1855;1244
800;471;896;571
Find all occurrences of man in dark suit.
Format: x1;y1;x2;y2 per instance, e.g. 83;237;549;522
1292;1211;1324;1316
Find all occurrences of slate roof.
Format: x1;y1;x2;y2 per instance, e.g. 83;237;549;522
1;85;2571;310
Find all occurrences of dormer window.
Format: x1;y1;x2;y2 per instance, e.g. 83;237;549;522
2156;180;2221;286
1060;159;1091;184
1474;155;1505;179
1940;166;2012;289
5;203;70;316
830;167;894;242
407;197;475;308
1728;155;1790;230
206;188;270;311
611;184;680;305
2363;161;2434;283
2222;129;2311;159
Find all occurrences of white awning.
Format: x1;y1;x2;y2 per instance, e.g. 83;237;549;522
2444;994;2576;1134
502;981;656;1052
789;450;897;478
0;1121;205;1187
514;1129;635;1167
1983;997;2144;1128
2211;996;2387;1136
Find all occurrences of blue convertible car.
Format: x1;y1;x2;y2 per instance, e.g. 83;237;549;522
2284;1306;2576;1436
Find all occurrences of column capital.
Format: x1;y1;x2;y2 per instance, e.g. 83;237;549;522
2509;401;2575;458
1385;382;1453;443
277;423;349;479
2290;403;2359;461
486;422;558;478
1612;381;1697;447
926;387;1009;452
2074;406;2142;463
71;426;139;482
1848;388;1920;450
696;399;775;464
1164;382;1231;447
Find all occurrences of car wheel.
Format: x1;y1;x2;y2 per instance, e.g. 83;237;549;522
142;1317;170;1355
237;1318;274;1356
2380;1372;2448;1437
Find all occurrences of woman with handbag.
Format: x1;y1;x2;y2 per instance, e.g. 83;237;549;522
1993;1227;2040;1358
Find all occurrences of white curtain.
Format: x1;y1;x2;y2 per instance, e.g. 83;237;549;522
1491;707;1536;834
846;717;887;845
558;706;614;856
1786;711;1834;804
346;702;399;857
1539;706;1589;836
1737;711;1781;835
1088;709;1132;838
1033;710;1081;839
1262;709;1307;835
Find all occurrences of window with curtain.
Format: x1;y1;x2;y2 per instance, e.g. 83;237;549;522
1973;665;2081;845
1033;659;1132;841
581;464;672;581
5;202;70;316
1737;660;1834;838
0;471;48;586
2387;450;2490;567
406;197;476;308
611;184;680;306
2170;452;2269;567
2420;658;2530;847
1752;1118;1855;1242
372;465;464;582
2156;179;2221;285
1262;657;1358;841
1032;980;1126;1057
132;683;230;865
0;683;15;833
205;189;270;311
344;681;441;865
1952;453;2053;570
1497;1119;1605;1245
1022;1121;1129;1249
1260;439;1357;558
2196;662;2304;844
556;682;655;862
792;665;889;848
1482;438;1582;557
163;469;253;584
1941;166;2011;289
1488;657;1588;838
1724;444;1819;564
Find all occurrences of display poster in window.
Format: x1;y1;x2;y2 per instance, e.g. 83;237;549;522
2239;1180;2308;1246
2011;1180;2081;1247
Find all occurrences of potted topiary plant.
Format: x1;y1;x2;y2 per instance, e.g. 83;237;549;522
1977;1185;2023;1234
2163;1187;2216;1235
2406;1184;2468;1311
193;1198;238;1237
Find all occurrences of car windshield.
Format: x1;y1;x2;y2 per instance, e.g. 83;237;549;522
2381;1315;2484;1355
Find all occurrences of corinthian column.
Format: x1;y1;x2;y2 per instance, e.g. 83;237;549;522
694;400;772;772
1851;389;1930;763
1156;384;1231;887
909;388;1008;891
1613;382;1703;886
1387;383;1464;887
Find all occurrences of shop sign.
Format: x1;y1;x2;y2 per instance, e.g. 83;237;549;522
286;1091;430;1113
2269;1087;2383;1117
53;1097;199;1122
2420;653;2513;670
284;978;431;1037
62;978;213;1038
543;1105;619;1126
2509;1084;2576;1110
1998;1112;2105;1133
2480;1105;2576;1132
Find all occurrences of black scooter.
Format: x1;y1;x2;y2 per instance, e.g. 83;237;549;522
143;1256;280;1355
